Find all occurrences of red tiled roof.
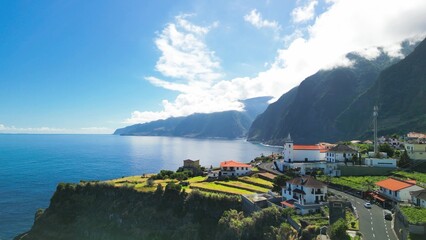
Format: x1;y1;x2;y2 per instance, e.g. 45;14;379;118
294;145;321;150
220;160;251;168
294;144;328;153
281;199;295;208
369;192;387;202
375;178;415;191
406;180;417;184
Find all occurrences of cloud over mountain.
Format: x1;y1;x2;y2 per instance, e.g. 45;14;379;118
126;0;426;124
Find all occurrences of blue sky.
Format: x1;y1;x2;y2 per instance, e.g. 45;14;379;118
1;0;425;134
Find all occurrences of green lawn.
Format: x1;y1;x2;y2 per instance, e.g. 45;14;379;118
392;171;426;184
216;181;270;193
292;212;328;227
104;174;266;195
400;206;426;224
107;175;148;184
187;176;207;183
318;176;387;191
238;176;274;188
346;209;359;230
190;182;254;195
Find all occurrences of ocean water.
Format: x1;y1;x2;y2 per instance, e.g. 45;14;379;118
0;134;279;239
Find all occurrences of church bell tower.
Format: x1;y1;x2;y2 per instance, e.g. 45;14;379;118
283;133;294;163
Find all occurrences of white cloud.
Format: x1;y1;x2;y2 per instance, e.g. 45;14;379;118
154;14;222;83
126;0;426;124
0;123;112;134
244;9;280;30
292;0;318;23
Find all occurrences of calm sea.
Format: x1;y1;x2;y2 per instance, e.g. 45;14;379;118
0;134;279;239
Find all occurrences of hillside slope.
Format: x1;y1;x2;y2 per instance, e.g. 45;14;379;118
336;38;426;139
248;52;398;144
115;96;272;139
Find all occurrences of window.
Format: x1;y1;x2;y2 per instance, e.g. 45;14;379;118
236;167;239;170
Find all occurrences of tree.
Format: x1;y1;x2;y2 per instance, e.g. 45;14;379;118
146;178;155;187
379;143;395;157
351;154;359;165
274;222;297;240
163;182;182;200
272;175;291;193
154;183;163;196
398;150;411;168
365;179;375;192
328;218;349;240
216;209;244;240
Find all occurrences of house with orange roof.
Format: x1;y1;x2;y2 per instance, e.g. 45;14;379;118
219;160;252;177
375;178;424;203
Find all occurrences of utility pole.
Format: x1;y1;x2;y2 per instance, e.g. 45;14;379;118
373;105;378;156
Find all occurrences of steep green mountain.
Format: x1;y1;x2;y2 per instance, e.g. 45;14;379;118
336;38;426;139
114;96;272;139
247;45;418;145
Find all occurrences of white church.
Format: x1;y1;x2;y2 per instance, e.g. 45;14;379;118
275;134;328;174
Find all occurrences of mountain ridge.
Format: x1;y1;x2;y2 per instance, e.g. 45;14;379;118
248;40;422;144
114;96;272;139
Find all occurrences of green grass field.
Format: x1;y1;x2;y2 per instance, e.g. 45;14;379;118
392;171;426;184
104;174;271;195
216;180;270;193
400;206;426;224
318;175;387;191
238;175;274;188
190;182;254;195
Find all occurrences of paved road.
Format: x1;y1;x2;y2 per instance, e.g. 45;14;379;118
258;162;283;175
329;189;398;240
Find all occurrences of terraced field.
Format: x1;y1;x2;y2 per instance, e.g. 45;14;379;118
103;174;274;195
216;180;270;193
238;176;274;188
190;182;254;195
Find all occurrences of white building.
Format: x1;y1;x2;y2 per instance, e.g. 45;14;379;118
411;189;426;208
276;134;327;173
364;158;397;168
326;144;358;164
281;176;327;215
219;160;252;177
404;142;426;160
375;178;424;203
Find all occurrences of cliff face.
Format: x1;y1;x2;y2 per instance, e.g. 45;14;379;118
248;40;423;144
336;38;426;139
248;53;394;144
18;183;240;240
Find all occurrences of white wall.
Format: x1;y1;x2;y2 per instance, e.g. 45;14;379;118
293;150;322;162
380;185;423;202
412;196;426;208
399;186;423;202
365;158;396;168
220;166;251;176
282;183;327;204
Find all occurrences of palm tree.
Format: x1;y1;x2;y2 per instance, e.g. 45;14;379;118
365;179;375;192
